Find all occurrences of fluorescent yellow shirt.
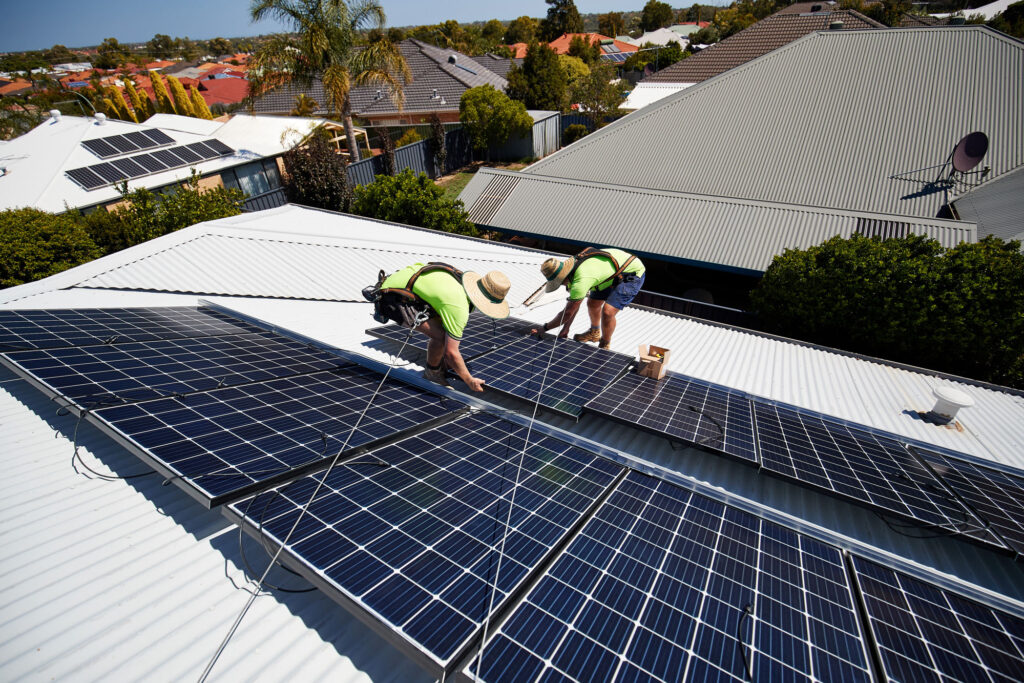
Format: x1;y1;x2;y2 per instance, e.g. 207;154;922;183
568;249;645;301
381;264;471;339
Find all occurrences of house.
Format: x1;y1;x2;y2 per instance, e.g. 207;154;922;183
1;204;1022;680
625;27;691;47
459;26;1022;305
0;78;33;97
509;33;640;63
0;112;329;214
250;39;514;125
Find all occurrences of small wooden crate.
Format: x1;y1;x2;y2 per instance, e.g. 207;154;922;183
637;345;670;379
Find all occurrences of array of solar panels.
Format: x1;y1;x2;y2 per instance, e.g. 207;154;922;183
0;307;455;506
367;313;531;361
586;369;1024;557
66;135;235;191
81;129;175;158
4;306;1024;681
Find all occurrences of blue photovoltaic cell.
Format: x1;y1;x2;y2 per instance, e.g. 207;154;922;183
92;366;453;505
753;402;985;534
229;413;624;672
585;371;757;462
468;470;872;682
914;446;1024;555
0;306;262;351
853;556;1024;682
366;313;530;360
466;336;633;417
4;331;345;406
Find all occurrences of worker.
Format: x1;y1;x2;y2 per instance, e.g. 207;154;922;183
530;247;645;349
371;263;510;391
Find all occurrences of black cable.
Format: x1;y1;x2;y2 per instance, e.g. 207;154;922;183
235;491;316;594
684;404;726;448
738;603;754;682
61;404;155;481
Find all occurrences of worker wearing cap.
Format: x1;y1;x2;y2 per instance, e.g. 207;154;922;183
376;265;511;391
530;248;645;349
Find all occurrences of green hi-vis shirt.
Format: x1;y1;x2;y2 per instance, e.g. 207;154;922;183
380;264;471;340
568;248;645;301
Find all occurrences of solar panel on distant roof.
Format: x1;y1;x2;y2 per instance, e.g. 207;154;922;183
4;331;344;406
227;412;624;674
464;336;633;417
753;402;990;538
0;306;262;352
586;371;757;462
852;555;1024;682
366;313;530;360
93;366;456;506
467;470;873;682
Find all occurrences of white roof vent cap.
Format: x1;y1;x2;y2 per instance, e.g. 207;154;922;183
448;54;457;64
49;109;61;121
94;112;107;124
930;386;974;424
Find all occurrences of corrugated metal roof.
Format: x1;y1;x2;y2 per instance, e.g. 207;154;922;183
527;27;1024;221
461;168;977;273
952;165;1024;243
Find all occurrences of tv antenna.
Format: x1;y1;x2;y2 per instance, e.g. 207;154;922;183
890;131;990;201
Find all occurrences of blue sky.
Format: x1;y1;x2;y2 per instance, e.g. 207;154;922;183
0;0;673;53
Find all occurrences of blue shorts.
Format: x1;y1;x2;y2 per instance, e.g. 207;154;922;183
589;272;645;310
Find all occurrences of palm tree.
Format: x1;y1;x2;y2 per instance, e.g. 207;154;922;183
248;0;410;159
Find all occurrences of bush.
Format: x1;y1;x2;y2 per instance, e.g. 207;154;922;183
350;169;477;236
751;234;1024;388
0;208;101;287
563;123;589;146
459;85;534;158
395;128;422;147
282;133;350;211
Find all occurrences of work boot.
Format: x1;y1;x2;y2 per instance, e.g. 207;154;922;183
573;327;601;343
422;366;450;387
599;341;611;350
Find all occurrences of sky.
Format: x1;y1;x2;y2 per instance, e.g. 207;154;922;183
0;0;667;54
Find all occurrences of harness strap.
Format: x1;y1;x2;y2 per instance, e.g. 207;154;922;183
379;262;464;301
574;248;636;287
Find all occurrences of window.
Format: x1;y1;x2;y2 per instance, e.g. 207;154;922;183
221;158;281;196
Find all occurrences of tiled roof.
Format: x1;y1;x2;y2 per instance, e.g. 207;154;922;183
469;53;522;79
645;8;884;83
198;77;249;105
251;39;509;117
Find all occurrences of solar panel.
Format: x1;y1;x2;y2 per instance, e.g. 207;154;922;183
65;166;106;190
132;153;170;174
465;336;633;417
366;313;530;360
914;446;1024;555
4;331;345;406
0;306;262;352
586;371;757;462
171;145;203;163
754;402;989;535
185;141;218;159
107;134;139;154
93;366;455;506
852;555;1024;682
227;412;624;674
143;129;175;145
81;138;120;158
205;138;234;156
123;131;155;149
110;157;147;178
152;148;187;167
467;470;873;682
91;162;127;184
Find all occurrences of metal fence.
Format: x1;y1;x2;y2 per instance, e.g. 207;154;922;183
346;127;473;187
242;187;288;213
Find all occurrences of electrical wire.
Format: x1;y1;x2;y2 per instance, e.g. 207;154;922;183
738;603;754;682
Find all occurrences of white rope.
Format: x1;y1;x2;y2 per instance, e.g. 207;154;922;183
199;312;429;682
474;334;561;680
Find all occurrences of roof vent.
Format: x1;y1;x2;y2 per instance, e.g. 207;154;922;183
448;54;457;64
928;386;974;425
810;3;823;11
374;89;382;100
949;15;966;25
49;109;61;121
829;20;844;30
431;88;438;99
94;112;107;125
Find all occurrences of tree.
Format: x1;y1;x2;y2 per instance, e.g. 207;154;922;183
574;62;627;127
429;113;447;176
351;169;476;235
559;54;590;97
481;19;506;47
249;0;410;159
102;86;137;122
624;42;685;72
641;0;675;31
861;0;912;26
148;72;175;114
166;76;195;117
688;26;720;49
506;42;567;111
281;132;350;211
147;34;175;59
599;12;626;37
987;1;1024;38
124;77;155;119
189;86;214;119
751;234;1024;388
459;85;533;159
44;44;77;64
379;126;396;175
541;0;584;41
505;15;539;44
291;94;320;116
0;209;101;287
208;37;233;56
94;37;127;70
713;8;757;38
567;34;601;64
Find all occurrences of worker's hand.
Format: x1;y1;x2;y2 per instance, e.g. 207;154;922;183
522;325;542;336
465;376;486;392
556;329;569;339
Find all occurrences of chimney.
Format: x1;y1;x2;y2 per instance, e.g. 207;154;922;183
928;386;974;425
94;112;107;125
829;20;844;30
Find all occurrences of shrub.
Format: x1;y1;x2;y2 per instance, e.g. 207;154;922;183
282;133;350;211
395;128;422;147
563;123;589;145
0;208;101;287
351;169;477;236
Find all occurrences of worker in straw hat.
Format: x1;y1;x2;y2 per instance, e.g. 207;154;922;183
372;263;511;390
529;247;645;349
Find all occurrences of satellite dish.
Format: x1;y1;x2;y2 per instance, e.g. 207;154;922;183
951;131;988;173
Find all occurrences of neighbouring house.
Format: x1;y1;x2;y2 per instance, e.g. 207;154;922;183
460;26;1022;305
0;78;34;97
250;39;514;125
625;27;691;47
509;33;640;63
1;203;1023;681
0;112;330;214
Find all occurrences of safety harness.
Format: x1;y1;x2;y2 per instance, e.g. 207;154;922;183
365;263;464;324
573;247;637;288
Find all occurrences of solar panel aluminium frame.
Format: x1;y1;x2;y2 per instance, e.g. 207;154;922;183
222;412;629;679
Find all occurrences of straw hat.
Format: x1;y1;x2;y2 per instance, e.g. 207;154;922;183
541;256;575;293
463;270;511;319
